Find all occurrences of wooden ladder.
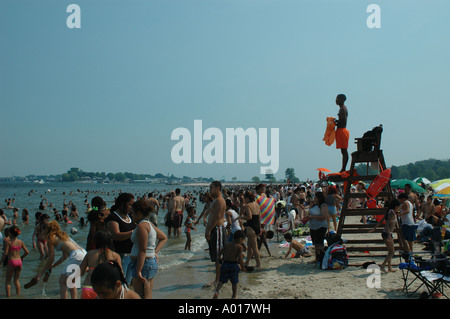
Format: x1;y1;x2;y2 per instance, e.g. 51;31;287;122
327;136;405;260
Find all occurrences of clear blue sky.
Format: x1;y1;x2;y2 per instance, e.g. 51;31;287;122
1;0;449;181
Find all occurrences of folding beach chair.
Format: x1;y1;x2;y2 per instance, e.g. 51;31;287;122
275;219;292;241
399;250;450;299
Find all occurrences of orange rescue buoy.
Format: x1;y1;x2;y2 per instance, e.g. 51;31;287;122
366;168;391;198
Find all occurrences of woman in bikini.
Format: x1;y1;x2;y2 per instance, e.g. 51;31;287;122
370;199;401;273
27;221;87;299
79;229;121;299
0;226;29;297
32;213;50;260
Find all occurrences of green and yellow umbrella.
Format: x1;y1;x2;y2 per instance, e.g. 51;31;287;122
430;179;450;190
434;184;450;199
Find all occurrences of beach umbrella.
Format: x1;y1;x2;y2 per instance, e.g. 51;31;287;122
434;185;450;199
434;183;450;193
391;179;427;193
316;168;331;179
413;177;431;185
430;179;450;190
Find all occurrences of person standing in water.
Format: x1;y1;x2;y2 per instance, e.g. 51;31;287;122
205;181;226;286
0;226;29;297
334;94;349;172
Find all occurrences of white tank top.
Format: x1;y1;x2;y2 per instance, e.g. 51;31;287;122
228;209;241;232
401;201;415;225
131;219;157;258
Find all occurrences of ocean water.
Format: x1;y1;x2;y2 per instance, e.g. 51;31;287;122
0;182;212;299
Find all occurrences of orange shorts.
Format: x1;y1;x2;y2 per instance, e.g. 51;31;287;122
82;286;97;299
335;128;349;149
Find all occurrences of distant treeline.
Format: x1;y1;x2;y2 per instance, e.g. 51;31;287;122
60;167;213;183
356;158;450;181
61;167;167;182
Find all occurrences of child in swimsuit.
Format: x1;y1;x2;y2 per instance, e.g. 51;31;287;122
0;226;29;297
213;230;246;299
184;207;197;250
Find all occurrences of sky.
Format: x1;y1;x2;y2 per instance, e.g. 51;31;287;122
1;0;449;181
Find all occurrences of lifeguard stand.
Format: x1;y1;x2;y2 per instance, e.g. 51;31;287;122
326;125;405;262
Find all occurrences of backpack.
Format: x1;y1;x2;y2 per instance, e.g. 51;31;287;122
327;244;349;270
361;125;383;152
321;242;349;270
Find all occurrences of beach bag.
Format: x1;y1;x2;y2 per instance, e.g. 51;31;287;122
324;243;349;270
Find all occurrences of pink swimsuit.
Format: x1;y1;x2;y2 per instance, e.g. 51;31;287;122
7;245;22;269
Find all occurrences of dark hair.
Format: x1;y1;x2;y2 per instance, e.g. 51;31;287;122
244;190;255;202
186;205;195;214
225;198;237;211
9;226;20;237
255;184;265;191
315;192;326;206
210;181;222;191
132;199;151;217
175;188;181;195
284;232;293;241
337;94;346;102
397;193;408;200
111;193;134;213
233;230;246;240
385;199;401;220
91;261;126;290
39;213;50;221
388;199;401;210
95;230;115;264
91;196;107;210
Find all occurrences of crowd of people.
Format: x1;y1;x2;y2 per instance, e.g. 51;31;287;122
0;178;449;299
0;191;170;299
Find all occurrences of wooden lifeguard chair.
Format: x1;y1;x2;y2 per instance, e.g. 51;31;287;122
326;125;405;263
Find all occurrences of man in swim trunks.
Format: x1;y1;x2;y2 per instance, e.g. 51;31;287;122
173;188;185;238
205;181;226;286
334;94;350;172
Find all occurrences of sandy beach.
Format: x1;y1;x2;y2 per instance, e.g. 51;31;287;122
154;222;414;300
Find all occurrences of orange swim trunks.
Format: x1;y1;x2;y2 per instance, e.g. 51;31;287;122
82;286;97;299
335;128;350;149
